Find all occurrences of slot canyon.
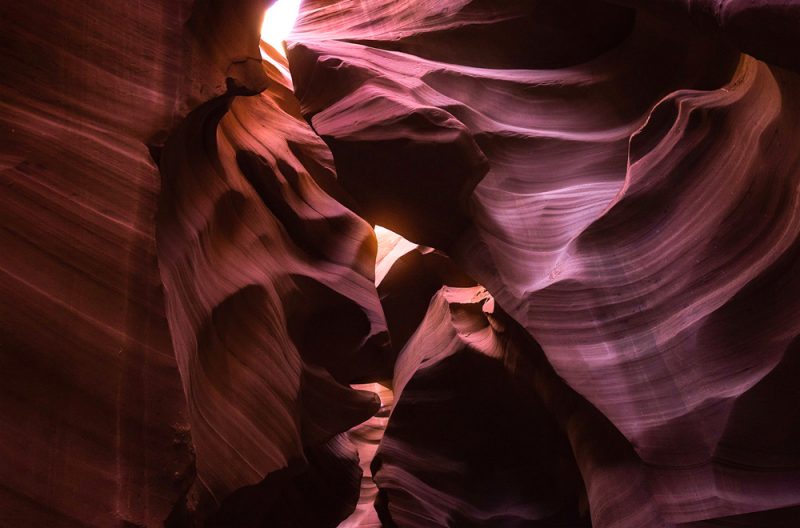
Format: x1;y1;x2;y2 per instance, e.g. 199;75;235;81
2;0;800;526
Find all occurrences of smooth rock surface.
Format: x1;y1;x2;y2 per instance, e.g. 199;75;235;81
289;1;800;525
3;0;800;526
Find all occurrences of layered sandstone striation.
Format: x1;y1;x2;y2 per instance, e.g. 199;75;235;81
288;1;800;526
2;0;800;526
155;51;389;520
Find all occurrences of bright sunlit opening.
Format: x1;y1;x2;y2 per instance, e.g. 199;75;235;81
260;0;301;57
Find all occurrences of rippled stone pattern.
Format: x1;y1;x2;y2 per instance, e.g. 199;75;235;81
289;1;800;526
156;53;388;516
2;0;800;526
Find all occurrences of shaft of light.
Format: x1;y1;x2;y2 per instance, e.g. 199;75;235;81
260;0;301;57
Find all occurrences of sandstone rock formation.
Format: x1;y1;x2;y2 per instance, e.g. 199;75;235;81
2;0;799;526
288;1;800;526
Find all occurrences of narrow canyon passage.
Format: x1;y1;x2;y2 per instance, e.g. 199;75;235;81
2;1;800;527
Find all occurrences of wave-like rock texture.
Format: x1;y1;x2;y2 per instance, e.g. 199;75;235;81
155;50;393;521
289;1;800;526
339;383;394;528
4;0;800;525
0;0;272;525
2;0;390;525
375;286;589;527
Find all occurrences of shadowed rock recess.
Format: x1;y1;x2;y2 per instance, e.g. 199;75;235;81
2;0;799;526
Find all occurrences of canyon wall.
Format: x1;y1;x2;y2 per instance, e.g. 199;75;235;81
288;1;800;526
0;0;269;524
2;0;799;526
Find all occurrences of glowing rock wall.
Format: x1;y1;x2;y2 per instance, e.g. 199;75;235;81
2;0;799;526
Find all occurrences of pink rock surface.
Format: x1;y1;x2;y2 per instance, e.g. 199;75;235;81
0;0;245;523
288;1;800;525
374;286;588;527
2;0;800;526
340;383;394;528
155;45;393;520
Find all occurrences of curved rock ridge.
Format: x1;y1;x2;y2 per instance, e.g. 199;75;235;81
340;232;476;528
377;278;693;528
155;49;392;517
3;0;800;525
339;383;394;528
291;0;635;69
375;227;479;369
374;286;589;527
288;5;740;248
287;1;800;525
461;56;800;525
